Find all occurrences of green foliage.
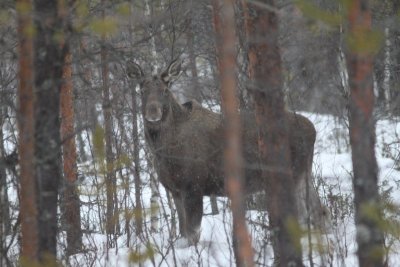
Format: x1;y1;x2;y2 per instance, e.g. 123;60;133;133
20;253;61;267
0;9;10;26
286;216;303;253
15;1;32;15
116;2;131;16
73;0;130;36
128;243;155;264
93;125;105;161
89;17;118;37
92;124;131;174
380;183;400;241
359;201;385;227
14;2;36;38
346;27;383;55
20;258;41;267
295;0;343;27
295;0;384;55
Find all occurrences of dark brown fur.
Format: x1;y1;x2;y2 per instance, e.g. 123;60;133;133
127;60;326;246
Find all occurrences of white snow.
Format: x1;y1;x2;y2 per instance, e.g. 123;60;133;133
4;112;400;266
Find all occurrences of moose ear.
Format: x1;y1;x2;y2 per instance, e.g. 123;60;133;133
126;61;144;82
161;59;182;84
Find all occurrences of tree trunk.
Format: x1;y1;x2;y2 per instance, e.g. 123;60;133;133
149;167;160;233
60;44;83;255
389;17;400;114
101;48;116;236
33;0;64;262
0;113;12;267
0;107;11;263
244;0;303;266
186;2;202;103
101;10;117;244
131;83;143;236
346;1;385;266
17;0;39;263
212;1;254;266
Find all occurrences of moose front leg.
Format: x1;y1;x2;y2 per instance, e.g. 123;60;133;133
171;192;186;237
183;191;203;245
173;190;203;247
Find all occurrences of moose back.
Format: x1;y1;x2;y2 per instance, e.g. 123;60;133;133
127;60;325;247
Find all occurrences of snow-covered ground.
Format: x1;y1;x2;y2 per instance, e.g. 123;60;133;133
5;112;400;266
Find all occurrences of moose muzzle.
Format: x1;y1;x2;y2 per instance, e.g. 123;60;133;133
145;101;163;122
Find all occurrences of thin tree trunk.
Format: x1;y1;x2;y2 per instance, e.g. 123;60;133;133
79;38;98;130
149;167;160;233
346;1;385;266
0;107;11;266
389;22;400;114
383;27;391;111
142;0;165;239
33;0;64;262
145;0;159;67
131;83;143;236
17;0;39;263
75;112;87;163
244;0;303;266
60;43;83;255
212;1;254;266
101;40;117;241
100;0;117;246
373;36;386;109
74;39;89;162
114;107;131;244
210;195;219;215
186;2;202;102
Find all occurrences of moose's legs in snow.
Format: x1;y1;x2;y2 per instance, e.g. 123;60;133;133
172;192;186;237
183;191;203;244
293;153;331;232
172;190;203;246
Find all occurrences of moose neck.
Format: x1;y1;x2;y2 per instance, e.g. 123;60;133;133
167;92;188;123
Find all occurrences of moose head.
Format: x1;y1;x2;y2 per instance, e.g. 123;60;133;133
127;59;182;124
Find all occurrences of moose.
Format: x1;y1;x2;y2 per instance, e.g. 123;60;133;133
126;59;328;247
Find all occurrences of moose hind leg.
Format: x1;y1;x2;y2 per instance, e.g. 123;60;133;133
295;171;331;232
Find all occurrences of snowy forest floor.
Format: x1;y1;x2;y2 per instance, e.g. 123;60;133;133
5;112;400;266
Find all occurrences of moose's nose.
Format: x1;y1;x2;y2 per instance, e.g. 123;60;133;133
145;102;163;122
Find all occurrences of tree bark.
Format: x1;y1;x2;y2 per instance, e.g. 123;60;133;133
244;0;303;266
101;4;117;243
131;82;143;236
186;2;202;103
0;106;11;266
389;5;400;115
149;167;160;233
212;1;254;266
17;1;39;264
346;1;385;266
60;44;83;255
33;0;64;262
